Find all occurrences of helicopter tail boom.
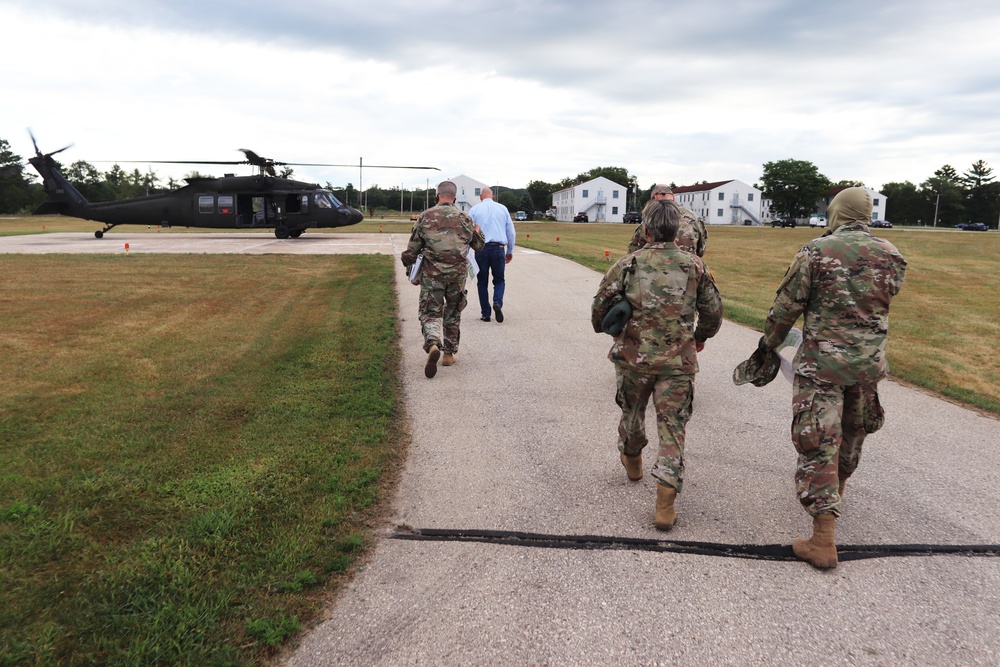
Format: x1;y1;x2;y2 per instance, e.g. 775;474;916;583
27;137;92;220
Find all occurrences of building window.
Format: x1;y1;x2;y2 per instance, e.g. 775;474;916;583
612;206;618;214
718;192;725;201
717;209;723;217
613;191;619;199
475;188;481;197
747;193;754;202
873;198;880;206
582;190;589;198
199;195;214;214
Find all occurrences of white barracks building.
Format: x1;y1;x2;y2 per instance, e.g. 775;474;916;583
551;176;628;223
672;179;764;225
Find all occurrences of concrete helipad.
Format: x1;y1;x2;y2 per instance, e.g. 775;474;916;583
5;232;998;666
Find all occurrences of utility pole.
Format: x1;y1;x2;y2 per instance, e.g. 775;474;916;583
933;192;940;227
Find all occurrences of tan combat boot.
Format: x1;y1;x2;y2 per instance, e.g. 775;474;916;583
620;452;642;481
838;478;847;499
792;514;838;569
654;484;677;531
424;345;440;378
442;352;456;366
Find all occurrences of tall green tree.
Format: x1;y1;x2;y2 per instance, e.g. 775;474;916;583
577;166;631;189
880;181;924;225
920;165;965;227
526;179;556;214
1;139;34;213
65;160;109;201
759;159;832;218
961;160;998;227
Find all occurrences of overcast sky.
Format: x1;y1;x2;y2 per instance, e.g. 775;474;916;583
3;0;1000;195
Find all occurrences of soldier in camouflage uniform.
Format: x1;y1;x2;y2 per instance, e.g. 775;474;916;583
761;186;906;568
401;181;485;378
628;184;708;257
592;200;723;531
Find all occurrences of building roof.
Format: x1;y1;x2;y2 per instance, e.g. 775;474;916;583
672;180;734;194
553;176;625;194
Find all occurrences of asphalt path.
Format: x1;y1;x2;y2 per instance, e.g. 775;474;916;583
4;233;998;666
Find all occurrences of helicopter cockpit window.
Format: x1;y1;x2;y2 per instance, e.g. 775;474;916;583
314;193;333;209
199;196;214;214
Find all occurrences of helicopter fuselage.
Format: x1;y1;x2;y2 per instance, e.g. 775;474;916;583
30;153;365;239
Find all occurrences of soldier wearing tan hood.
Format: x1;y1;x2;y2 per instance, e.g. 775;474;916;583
760;187;907;568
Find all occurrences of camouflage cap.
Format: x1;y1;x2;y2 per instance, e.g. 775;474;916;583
732;348;781;387
601;298;633;336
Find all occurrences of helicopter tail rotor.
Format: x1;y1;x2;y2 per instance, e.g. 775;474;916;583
28;128;74;161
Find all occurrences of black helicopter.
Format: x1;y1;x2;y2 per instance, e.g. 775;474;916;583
27;133;438;239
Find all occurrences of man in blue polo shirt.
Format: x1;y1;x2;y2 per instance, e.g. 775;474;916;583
469;187;516;323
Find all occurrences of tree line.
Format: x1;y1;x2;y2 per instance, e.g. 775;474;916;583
2;137;997;227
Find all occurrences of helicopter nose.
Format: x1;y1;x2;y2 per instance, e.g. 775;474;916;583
349;208;364;224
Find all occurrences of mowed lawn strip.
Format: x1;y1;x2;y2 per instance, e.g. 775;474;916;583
513;222;1000;415
0;254;404;665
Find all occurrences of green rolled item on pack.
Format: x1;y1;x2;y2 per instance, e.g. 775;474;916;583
601;298;633;336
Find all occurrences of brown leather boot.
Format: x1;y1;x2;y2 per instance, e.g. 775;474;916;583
620;452;642;481
792;514;838;569
838;478;847;499
654;484;677;531
442;352;456;366
424;345;440;378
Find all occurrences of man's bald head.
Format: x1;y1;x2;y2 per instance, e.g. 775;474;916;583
480;187;494;200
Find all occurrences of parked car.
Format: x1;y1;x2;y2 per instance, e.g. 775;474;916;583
573;212;589;222
964;222;989;231
544;209;557;220
623;211;641;224
514;210;527;221
953;223;968;229
870;219;893;228
771;217;796;228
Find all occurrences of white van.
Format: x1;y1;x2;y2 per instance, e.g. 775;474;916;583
809;215;827;228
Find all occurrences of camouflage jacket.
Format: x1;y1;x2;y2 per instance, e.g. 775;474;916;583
401;203;485;281
592;243;723;375
763;222;907;385
628;206;707;257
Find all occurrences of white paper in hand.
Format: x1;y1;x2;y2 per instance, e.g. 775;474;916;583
777;327;803;384
408;254;423;285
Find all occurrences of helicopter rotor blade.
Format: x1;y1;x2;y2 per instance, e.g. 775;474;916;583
48;144;75;158
28;128;41;157
26;129;74;159
89;160;249;165
281;162;441;170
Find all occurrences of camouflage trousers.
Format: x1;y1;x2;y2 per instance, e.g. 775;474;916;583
615;366;694;492
791;375;873;517
418;274;468;354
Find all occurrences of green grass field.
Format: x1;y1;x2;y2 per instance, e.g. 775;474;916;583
0;254;404;665
1;214;998;665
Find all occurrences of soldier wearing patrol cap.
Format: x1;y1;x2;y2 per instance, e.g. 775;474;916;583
628;184;708;257
592;199;723;531
760;186;906;569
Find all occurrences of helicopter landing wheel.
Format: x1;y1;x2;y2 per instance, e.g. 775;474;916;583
289;229;303;238
95;230;104;239
274;226;290;239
